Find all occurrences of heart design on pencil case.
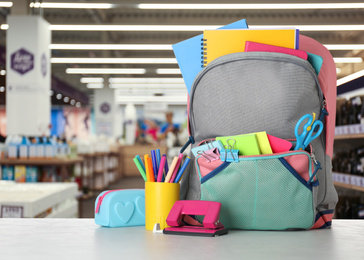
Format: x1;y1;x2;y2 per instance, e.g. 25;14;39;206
115;202;135;223
135;196;145;217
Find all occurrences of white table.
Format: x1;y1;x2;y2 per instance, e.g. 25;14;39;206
0;219;363;260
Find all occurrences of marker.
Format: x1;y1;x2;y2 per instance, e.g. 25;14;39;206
147;157;155;182
133;157;147;181
163;154;169;182
156;149;161;172
164;156;179;183
151;150;158;180
157;155;167;182
169;153;184;183
174;157;191;183
135;155;145;172
144;154;150;182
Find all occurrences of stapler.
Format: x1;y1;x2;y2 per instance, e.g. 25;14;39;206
163;200;228;237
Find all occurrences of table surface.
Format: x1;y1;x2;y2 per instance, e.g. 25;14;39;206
0;219;363;260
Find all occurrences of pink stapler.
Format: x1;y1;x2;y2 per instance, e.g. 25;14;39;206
163;200;228;237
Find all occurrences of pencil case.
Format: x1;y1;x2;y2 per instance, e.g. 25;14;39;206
94;189;145;228
195;148;319;230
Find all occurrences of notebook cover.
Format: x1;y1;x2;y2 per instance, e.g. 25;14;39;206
244;41;308;60
203;28;298;66
255;131;273;154
307;52;323;75
267;134;292;153
217;134;261;156
172;19;248;95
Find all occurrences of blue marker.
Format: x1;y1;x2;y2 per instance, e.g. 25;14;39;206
156;149;161;173
135;155;145;172
163;154;169;182
151;150;158;180
174;157;191;183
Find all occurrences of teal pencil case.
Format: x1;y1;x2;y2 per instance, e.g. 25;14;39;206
94;189;145;228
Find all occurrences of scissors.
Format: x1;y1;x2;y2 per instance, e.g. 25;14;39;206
294;113;323;151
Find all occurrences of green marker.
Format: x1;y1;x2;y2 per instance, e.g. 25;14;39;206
133;157;147;181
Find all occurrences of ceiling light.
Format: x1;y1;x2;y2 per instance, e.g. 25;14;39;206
0;2;12;7
0;86;5;92
80;77;104;83
110;84;186;89
64;97;70;103
50;44;172;50
66;68;146;74
337;69;364;86
333;57;363;63
249;25;364;31
156;69;182;74
56;94;62;100
30;2;114;9
86;83;104;89
49;25;219;31
3;24;364;32
0;24;9;30
336;68;342;74
108;78;184;84
76;102;81;108
54;58;177;64
116;95;187;104
325;44;364;50
0;70;6;75
138;3;364;9
70;99;76;105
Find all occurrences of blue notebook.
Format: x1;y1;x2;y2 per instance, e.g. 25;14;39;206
172;19;248;95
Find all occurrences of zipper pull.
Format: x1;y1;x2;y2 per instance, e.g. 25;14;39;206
307;153;322;184
314;100;328;132
180;136;195;154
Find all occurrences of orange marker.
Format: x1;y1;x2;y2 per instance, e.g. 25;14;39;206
144;154;151;182
147;157;155;182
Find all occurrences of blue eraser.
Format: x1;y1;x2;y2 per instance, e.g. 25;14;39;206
95;189;145;228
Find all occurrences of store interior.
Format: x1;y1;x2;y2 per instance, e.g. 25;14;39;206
0;0;364;219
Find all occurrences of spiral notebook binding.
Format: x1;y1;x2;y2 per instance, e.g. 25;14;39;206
201;38;208;68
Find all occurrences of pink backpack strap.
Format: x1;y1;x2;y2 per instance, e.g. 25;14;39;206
299;35;337;158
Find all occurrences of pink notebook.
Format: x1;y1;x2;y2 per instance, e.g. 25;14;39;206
245;41;308;60
267;134;292;153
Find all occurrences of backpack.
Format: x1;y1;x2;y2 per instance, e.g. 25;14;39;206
180;35;338;230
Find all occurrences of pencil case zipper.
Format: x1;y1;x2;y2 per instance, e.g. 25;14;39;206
95;189;123;213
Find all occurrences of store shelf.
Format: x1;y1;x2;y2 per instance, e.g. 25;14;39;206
80;150;121;191
0;157;84;166
0;182;79;218
333;172;364;192
46;199;78;218
335;124;364;139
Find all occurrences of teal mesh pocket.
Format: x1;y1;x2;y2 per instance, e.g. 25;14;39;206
198;153;316;230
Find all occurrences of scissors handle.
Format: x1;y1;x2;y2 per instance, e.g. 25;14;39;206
302;120;324;148
294;114;313;150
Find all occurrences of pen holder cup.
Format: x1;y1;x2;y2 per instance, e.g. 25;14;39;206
145;182;180;231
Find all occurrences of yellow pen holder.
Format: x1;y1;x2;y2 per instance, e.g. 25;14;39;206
145;182;180;231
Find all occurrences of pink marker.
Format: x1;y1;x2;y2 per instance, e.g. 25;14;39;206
169;153;184;183
157;155;167;182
